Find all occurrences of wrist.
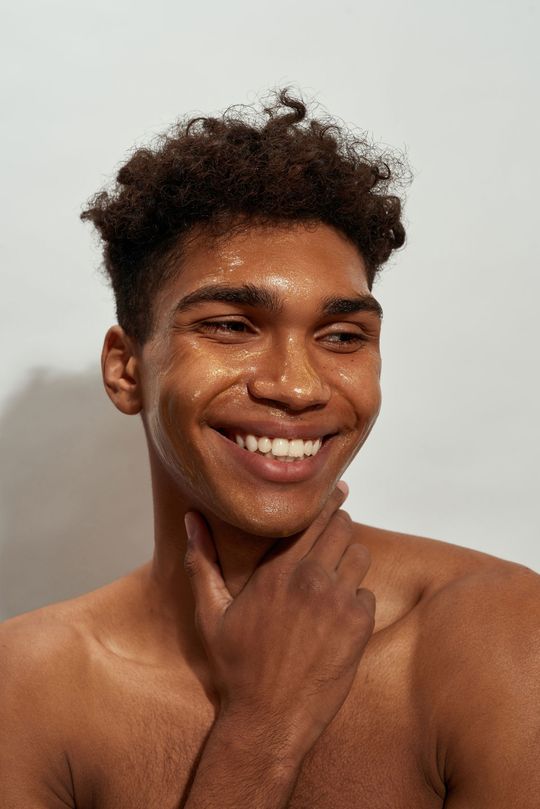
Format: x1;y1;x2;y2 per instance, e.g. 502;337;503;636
213;709;309;773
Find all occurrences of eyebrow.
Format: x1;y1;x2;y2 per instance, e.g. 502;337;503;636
321;294;383;319
172;283;383;319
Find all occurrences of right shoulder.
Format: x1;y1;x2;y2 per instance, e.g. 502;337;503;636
1;601;86;671
0;602;93;729
0;607;89;807
0;565;147;676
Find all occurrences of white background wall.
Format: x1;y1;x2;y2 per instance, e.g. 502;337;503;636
1;0;538;620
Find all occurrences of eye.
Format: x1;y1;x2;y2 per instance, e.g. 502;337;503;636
197;319;254;338
321;331;369;352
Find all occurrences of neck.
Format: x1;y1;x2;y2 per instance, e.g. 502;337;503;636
144;454;279;674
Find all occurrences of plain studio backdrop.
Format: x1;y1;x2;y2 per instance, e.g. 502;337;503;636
0;0;538;621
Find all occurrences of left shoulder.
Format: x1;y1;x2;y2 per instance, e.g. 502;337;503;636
356;521;537;633
422;559;540;662
417;561;540;805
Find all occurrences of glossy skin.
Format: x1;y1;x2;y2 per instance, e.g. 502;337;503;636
0;223;539;808
138;222;382;539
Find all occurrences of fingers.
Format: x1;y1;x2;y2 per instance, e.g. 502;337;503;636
356;588;376;627
335;542;372;590
307;509;354;571
356;587;376;613
184;511;233;634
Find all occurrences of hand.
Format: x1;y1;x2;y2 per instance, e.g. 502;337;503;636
183;483;375;754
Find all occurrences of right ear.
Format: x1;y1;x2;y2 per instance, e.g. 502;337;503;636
101;325;143;415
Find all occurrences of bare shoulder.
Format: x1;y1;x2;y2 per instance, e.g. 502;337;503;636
360;520;539;661
359;523;540;799
354;521;534;627
0;570;151;803
0;564;147;673
0;591;100;718
1;596;85;655
0;602;92;806
356;520;532;589
389;531;540;801
414;549;539;690
430;567;540;802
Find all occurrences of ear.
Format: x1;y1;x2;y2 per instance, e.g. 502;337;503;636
101;325;143;415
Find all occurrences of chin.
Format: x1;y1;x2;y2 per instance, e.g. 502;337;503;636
210;491;327;539
236;516;310;540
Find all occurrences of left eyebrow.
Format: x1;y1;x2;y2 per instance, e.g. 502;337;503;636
172;283;383;320
322;295;383;319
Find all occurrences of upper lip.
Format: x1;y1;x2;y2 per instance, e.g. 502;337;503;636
209;418;340;441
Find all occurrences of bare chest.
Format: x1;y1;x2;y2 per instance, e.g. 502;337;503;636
70;634;443;809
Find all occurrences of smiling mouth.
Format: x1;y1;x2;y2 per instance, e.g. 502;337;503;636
216;428;335;462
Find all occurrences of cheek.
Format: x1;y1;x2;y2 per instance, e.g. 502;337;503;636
143;349;239;487
145;383;194;487
336;356;382;423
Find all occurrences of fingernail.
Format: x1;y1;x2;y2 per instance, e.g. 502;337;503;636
184;512;197;544
336;480;349;496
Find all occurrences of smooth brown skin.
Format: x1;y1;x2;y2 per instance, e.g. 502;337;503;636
1;223;539;808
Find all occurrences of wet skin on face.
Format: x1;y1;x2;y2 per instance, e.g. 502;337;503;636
137;222;383;539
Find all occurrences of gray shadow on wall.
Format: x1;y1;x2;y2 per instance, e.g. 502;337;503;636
0;368;153;621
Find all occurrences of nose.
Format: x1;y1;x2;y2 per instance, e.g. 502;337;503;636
247;337;332;411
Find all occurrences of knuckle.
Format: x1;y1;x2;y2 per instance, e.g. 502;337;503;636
335;508;352;525
183;551;200;578
327;514;353;548
355;589;376;625
294;560;330;595
330;588;350;615
330;509;353;533
347;605;374;638
313;489;347;527
349;543;371;567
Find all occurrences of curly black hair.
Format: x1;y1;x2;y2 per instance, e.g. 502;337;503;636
81;89;408;344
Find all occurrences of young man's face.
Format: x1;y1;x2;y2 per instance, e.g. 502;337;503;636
138;222;382;537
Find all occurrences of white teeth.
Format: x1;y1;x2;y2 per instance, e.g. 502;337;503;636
232;432;326;460
245;434;258;452
288;439;304;458
272;437;289;457
258;436;272;454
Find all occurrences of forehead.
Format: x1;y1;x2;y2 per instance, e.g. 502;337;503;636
160;222;370;309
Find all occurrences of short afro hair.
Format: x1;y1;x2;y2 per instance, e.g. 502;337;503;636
81;89;408;344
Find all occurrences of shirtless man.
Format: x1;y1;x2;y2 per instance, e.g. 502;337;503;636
1;91;538;808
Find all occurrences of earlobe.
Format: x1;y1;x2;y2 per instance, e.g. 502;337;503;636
101;325;143;415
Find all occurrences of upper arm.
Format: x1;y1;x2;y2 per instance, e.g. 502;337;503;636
443;647;540;807
423;565;540;807
0;618;76;808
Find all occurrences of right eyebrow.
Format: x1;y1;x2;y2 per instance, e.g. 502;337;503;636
172;283;283;315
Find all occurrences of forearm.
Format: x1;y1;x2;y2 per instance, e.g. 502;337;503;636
184;714;306;809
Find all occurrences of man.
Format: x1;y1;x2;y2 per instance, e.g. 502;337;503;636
1;90;538;808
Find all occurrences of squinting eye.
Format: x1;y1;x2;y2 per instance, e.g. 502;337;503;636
198;320;250;334
324;332;368;345
325;333;365;342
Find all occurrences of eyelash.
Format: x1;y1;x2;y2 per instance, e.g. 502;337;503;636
197;320;369;348
199;321;249;334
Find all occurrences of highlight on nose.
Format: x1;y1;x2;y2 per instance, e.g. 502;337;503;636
247;353;332;409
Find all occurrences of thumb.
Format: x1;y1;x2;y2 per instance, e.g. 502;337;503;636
184;511;233;634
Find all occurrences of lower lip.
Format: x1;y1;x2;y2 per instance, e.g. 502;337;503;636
211;429;335;483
